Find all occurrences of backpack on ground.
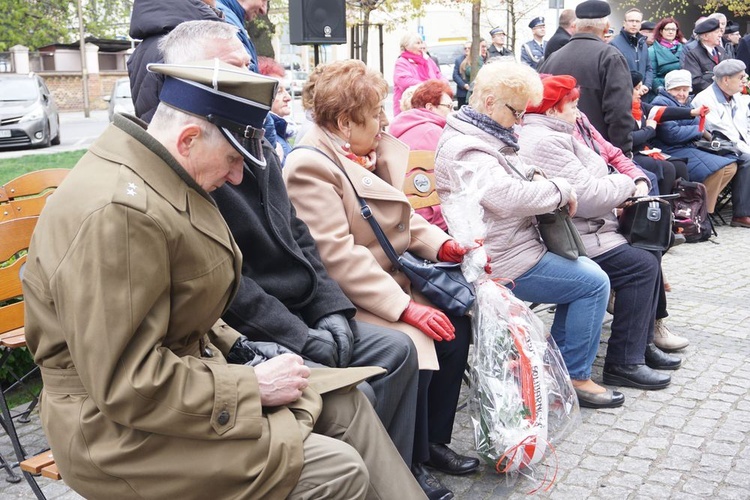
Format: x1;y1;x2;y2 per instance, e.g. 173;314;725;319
671;179;712;242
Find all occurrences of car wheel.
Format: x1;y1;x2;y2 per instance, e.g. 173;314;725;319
51;117;61;145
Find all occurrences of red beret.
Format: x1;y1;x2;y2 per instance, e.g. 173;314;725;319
526;75;577;114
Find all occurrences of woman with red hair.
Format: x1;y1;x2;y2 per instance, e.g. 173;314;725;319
519;75;681;394
390;79;454;230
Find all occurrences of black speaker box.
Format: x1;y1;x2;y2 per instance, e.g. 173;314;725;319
289;0;347;45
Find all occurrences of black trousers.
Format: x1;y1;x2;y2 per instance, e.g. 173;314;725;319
634;155;689;195
412;313;472;464
593;244;661;365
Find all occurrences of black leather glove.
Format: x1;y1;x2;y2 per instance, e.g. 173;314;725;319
315;313;356;368
302;328;339;367
226;336;294;367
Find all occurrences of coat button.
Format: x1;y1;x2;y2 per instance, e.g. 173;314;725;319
217;410;230;425
397;223;405;231
362;176;373;186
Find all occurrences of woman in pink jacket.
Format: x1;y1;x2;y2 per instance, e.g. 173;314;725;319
390;79;454;230
393;33;446;116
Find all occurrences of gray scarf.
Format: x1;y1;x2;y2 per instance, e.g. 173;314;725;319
455;106;519;151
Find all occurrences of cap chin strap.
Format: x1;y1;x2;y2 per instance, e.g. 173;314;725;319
208;113;267;169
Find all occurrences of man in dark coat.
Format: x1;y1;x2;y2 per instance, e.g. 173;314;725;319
545;9;576;59
682;18;726;94
609;8;653;92
127;0;224;123
156;20;421;473
737;33;750;68
539;0;634;155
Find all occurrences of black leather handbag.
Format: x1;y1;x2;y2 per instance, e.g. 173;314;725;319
536;206;587;260
618;196;675;252
694;133;741;157
293;145;476;317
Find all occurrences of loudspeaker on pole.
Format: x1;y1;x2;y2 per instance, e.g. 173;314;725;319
289;0;347;45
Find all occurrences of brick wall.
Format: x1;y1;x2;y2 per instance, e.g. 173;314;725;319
40;71;128;112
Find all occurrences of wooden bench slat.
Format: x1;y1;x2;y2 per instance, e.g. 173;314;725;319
20;451;54;474
41;463;61;480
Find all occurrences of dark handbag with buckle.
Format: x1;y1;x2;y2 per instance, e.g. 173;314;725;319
694;133;741;157
618;196;675;251
536;206;587;260
292;146;476;316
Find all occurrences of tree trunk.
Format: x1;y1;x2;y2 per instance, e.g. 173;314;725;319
362;9;371;64
470;0;481;85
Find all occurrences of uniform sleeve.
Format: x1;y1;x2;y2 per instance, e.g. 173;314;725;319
284;158;412;322
48;204;264;440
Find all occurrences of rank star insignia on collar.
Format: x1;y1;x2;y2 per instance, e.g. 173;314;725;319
126;182;138;197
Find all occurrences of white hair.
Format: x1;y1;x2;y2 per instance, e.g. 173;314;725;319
159;20;240;63
149;103;223;146
399;32;423;52
576;17;608;34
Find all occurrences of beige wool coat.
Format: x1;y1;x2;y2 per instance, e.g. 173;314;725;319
284;127;451;369
22;117;376;499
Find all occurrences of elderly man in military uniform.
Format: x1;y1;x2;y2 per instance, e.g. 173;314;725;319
22;59;426;500
147;20;422;474
521;16;546;69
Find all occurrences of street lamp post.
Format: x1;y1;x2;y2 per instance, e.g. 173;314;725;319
77;0;90;118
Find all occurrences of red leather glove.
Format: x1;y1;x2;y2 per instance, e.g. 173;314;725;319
400;301;455;342
437;240;468;263
697;106;709;132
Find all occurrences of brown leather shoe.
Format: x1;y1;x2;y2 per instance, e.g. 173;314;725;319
730;216;750;228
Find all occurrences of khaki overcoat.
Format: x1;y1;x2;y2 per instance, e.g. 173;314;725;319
284;128;451;369
21;116;375;499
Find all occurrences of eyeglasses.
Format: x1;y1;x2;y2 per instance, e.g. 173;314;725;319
505;103;525;121
438;103;453;109
662;27;677;32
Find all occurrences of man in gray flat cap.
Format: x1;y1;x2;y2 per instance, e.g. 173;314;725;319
692;59;750;228
22;57;426;499
682;17;726;94
539;0;634;155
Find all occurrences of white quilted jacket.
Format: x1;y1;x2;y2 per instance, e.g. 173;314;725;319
435;113;574;282
518;114;636;258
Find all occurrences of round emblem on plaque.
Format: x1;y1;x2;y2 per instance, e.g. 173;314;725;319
413;173;431;193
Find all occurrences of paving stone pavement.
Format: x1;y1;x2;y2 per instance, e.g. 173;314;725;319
1;222;748;499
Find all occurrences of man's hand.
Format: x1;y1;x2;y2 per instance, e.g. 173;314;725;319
315;313;356;367
301;328;339;366
254;354;310;407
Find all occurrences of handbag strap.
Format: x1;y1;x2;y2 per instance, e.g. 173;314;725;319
291;146;403;269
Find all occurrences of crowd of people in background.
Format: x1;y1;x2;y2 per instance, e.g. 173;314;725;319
23;0;750;498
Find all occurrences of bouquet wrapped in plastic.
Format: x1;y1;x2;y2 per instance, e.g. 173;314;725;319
439;158;579;490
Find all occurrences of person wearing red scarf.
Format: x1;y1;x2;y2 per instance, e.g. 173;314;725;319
393;32;447;116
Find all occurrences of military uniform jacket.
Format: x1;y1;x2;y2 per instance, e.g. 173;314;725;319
521;39;546;69
540;33;634;155
21;115;335;499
